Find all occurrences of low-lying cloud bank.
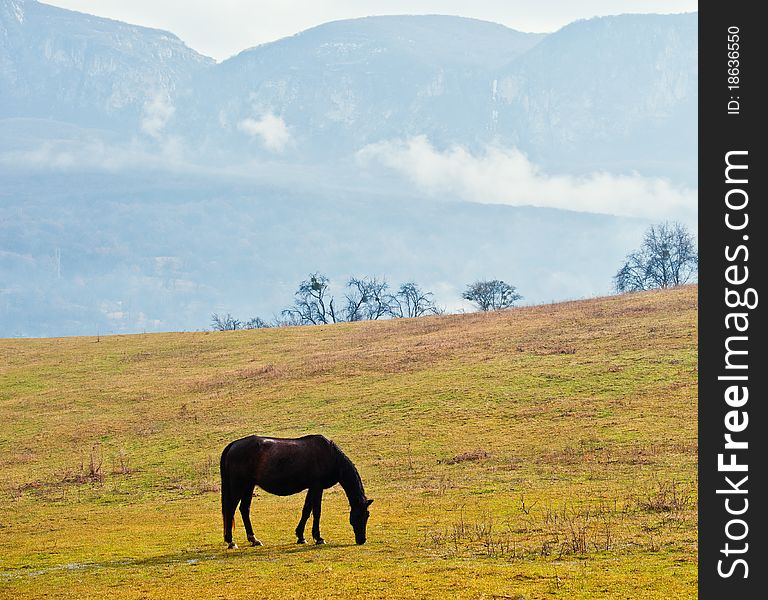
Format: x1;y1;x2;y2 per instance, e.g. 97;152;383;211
1;129;697;224
357;135;697;220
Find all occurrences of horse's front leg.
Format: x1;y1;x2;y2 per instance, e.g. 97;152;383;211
311;488;325;544
295;489;313;544
239;483;262;546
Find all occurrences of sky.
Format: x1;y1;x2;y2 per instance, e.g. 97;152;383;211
45;0;698;61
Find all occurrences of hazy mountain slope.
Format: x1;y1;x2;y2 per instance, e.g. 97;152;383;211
173;12;696;182
491;13;698;179
1;6;697;180
178;16;545;158
0;0;213;129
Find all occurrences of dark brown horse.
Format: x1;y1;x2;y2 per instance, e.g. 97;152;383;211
220;434;373;547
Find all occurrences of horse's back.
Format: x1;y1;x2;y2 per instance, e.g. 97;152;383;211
221;434;337;496
222;434;331;459
256;434;331;445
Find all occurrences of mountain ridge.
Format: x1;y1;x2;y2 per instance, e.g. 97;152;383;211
1;3;696;180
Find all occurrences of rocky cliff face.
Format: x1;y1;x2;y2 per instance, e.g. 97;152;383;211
0;0;213;130
491;13;697;177
171;13;696;180
177;16;545;156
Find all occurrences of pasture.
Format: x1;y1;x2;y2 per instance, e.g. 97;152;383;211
0;286;698;598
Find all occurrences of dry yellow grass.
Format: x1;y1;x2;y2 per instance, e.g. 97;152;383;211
0;286;697;598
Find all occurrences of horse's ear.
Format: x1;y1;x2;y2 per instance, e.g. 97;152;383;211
366;499;374;507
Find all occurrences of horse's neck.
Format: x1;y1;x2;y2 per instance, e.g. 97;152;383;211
336;454;365;508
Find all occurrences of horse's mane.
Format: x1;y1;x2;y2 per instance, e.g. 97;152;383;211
331;440;366;503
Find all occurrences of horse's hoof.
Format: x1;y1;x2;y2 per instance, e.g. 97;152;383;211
315;538;326;545
248;536;262;547
297;538;307;544
227;542;238;550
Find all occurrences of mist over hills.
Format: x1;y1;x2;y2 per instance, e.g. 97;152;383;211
2;167;650;337
0;1;697;336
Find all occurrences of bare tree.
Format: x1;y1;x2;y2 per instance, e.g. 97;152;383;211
211;313;241;331
282;273;341;325
388;282;442;318
271;312;304;328
462;280;522;311
243;317;271;329
218;274;446;329
614;222;698;293
345;276;392;321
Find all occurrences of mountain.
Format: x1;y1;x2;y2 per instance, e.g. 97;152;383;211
0;0;213;130
178;16;545;158
491;13;698;180
0;3;697;337
1;4;696;180
176;13;696;180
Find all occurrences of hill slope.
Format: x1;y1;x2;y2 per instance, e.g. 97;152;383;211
0;286;698;598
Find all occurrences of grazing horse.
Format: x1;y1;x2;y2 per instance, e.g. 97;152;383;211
219;434;373;548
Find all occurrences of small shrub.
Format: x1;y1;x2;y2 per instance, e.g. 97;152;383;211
61;445;104;485
636;479;693;513
111;448;133;475
441;449;491;465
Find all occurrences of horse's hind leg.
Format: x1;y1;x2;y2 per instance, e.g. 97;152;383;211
239;482;262;546
223;484;240;549
311;488;325;544
295;489;313;544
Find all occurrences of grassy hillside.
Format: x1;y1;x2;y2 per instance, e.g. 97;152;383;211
0;286;698;599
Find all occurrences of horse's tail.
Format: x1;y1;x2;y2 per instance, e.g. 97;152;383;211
220;441;237;540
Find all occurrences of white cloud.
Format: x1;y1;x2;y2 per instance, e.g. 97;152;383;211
140;93;175;139
237;113;292;153
357;135;696;220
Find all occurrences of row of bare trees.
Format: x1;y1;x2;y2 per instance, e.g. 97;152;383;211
211;222;698;331
212;275;455;330
211;274;524;331
210;314;270;331
281;274;443;325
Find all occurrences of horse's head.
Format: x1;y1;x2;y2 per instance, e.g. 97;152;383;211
349;498;373;544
